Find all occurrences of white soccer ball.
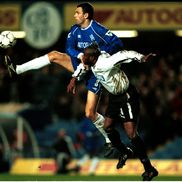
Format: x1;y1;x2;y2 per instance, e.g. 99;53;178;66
0;31;16;49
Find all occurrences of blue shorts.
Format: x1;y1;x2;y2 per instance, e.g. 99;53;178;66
71;57;101;95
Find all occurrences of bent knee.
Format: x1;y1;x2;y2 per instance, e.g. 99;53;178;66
103;117;114;131
48;51;68;62
85;111;96;121
104;124;114;133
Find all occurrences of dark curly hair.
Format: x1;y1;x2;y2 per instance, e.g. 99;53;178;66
85;42;101;57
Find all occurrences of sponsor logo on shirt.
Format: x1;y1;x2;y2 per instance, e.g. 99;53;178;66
77;42;90;48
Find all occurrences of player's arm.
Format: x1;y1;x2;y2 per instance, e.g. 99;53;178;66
141;53;156;62
94;22;124;54
66;26;83;60
67;77;77;94
102;30;124;54
72;63;88;81
101;50;155;70
67;63;88;94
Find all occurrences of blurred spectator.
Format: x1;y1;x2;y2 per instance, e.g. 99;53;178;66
52;129;80;174
0;144;10;173
77;117;104;175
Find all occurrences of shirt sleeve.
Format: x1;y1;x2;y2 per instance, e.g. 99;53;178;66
66;26;82;58
100;50;144;71
72;63;88;81
93;21;124;54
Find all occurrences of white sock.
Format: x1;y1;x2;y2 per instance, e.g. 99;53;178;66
16;54;51;74
77;154;89;166
93;113;111;143
89;157;99;174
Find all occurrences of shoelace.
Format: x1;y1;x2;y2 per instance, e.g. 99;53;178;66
4;55;13;77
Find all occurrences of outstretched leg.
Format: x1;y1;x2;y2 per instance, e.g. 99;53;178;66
124;121;158;181
130;135;158;181
85;91;114;157
104;117;132;167
7;51;74;75
47;51;74;72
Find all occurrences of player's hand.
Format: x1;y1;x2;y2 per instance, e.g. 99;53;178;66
142;53;156;62
80;55;90;70
67;77;77;94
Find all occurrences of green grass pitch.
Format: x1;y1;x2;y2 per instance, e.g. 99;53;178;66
0;174;182;181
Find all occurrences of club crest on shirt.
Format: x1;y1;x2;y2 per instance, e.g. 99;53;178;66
89;34;95;41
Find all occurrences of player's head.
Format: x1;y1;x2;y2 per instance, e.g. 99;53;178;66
83;43;101;66
76;2;94;20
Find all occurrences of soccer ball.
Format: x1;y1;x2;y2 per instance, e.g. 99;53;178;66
0;31;16;49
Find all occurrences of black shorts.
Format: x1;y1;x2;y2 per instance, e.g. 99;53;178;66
105;84;140;123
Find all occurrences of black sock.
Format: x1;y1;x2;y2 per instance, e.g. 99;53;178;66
131;135;153;171
106;128;127;154
141;158;153;171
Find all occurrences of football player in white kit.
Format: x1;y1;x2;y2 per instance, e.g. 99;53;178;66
67;43;158;181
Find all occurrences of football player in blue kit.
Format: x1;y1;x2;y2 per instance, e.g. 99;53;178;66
5;3;124;157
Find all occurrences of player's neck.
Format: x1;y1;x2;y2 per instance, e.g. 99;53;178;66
91;58;97;66
80;19;91;28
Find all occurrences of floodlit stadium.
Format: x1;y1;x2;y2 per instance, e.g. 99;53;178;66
0;0;182;181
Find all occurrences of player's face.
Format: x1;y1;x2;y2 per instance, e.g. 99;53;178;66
74;7;87;26
83;50;96;66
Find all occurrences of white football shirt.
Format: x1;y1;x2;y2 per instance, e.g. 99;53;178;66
91;50;144;95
